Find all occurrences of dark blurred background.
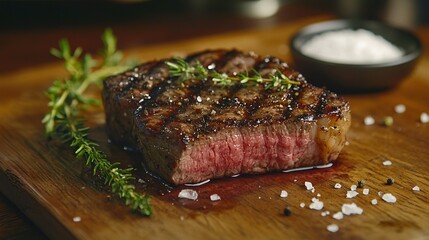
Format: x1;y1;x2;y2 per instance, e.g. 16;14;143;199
0;0;428;73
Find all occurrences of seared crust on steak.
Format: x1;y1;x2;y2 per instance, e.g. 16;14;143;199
102;49;351;184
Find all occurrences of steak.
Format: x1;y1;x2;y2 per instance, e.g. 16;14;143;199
102;49;351;185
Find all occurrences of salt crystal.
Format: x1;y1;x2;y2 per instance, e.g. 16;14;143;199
333;212;344;220
342;203;363;215
300;203;306;208
321;211;330;216
210;194;221;201
334;183;342;189
363;188;370;195
317;193;321;198
382;193;397;203
420;112;429;123
346;190;359;199
394;104;406;114
73;217;81;222
327;223;339;233
178;189;198;200
371;199;378;205
305;181;314;191
383;160;392;166
294;179;297;182
280;190;288;198
309;199;324;210
412;186;420;191
364;116;375;126
351;185;357;191
196;96;202;103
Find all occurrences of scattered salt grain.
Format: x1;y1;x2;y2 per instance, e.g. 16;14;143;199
178;189;198;200
309;198;324;210
333;212;344;220
294;179;297;182
210;194;221;201
300;203;306;208
72;217;81;222
412;186;420;191
420;112;429;123
317;193;321;198
196;96;202;103
351;185;357;191
334;183;342;189
382;193;397;203
280;190;288;198
371;199;378;205
394;104;406;114
231;174;240;178
363;188;370;195
383;160;392;166
342;203;363;215
378;191;384;197
364;116;375;126
321;211;330;216
327;223;339;233
346;190;359;199
305;181;314;191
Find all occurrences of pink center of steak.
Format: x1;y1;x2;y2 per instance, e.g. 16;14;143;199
173;123;317;184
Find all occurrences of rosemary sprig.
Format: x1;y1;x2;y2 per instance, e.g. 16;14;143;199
165;57;300;90
42;29;152;216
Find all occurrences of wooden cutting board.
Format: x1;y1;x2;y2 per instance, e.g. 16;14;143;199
1;16;429;239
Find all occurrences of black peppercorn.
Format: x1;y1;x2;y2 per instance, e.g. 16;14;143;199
357;180;365;188
386;178;394;185
283;207;292;216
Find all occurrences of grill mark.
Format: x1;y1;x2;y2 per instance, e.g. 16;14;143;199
315;88;330;118
282;83;305;120
202;51;261;129
156;51;231;139
246;57;286;119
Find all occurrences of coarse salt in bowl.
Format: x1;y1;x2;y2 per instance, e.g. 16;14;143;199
290;19;422;92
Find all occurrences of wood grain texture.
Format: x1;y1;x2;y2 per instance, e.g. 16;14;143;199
1;16;429;239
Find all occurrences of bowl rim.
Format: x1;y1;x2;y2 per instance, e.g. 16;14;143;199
290;19;423;68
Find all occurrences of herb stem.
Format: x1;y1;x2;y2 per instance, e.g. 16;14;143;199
43;29;152;216
166;58;300;90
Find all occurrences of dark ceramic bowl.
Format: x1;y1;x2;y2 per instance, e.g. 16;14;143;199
290;19;422;92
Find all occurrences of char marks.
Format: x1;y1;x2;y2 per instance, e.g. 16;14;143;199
106;49;348;144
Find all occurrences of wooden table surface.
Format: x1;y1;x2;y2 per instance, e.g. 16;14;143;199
1;3;429;240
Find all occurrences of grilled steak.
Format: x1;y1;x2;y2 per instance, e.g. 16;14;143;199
102;49;351;184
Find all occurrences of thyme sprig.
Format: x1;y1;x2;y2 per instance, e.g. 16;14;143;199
165;57;300;90
42;29;152;216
